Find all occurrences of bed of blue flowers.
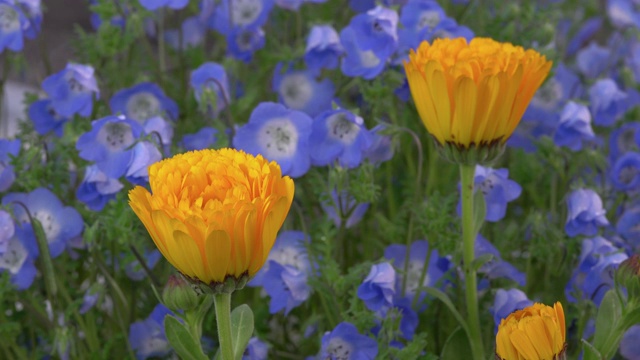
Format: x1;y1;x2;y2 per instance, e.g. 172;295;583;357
1;0;640;359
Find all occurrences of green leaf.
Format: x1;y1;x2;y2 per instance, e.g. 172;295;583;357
164;316;208;360
471;254;495;272
472;188;486;235
440;327;472;360
424;287;470;336
590;290;622;360
231;304;254;360
620;306;640;331
580;339;602;360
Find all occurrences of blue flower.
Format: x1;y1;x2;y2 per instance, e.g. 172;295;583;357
129;304;173;360
349;0;375;12
76;165;124;211
233;102;312;177
475;234;526;286
418;16;474;43
125;141;163;185
208;0;274;35
384;240;452;302
243;337;269;360
125;250;162;281
14;0;42;39
553;101;596;151
319;322;378;360
181;127;218;151
566;17;603;56
164;16;205;50
0;1;28;52
576;42;611;79
589;79;628;127
610;152;640;191
607;0;640;29
76;115;145;178
609;122;640;161
620;325;640;360
226;27;266;62
357;262;396;312
0;138;20;192
391;298;419;340
0;209;14;253
626;42;640;83
41;63;99;118
28;99;70;137
304;25;343;74
190;62;230;112
0;225;37;290
363;124;394;165
272;63;335;118
400;0;446;34
309;109;373;168
473;166;522;222
565;189;609;237
110;82;179;123
142;116;173;153
321;190;370;229
139;0;188;11
617;206;640;251
490;289;533;333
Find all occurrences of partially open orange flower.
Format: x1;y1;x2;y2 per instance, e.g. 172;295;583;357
128;148;295;287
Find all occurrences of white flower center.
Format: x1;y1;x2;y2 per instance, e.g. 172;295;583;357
65;74;86;93
97;122;136;152
533;79;562;109
258;118;298;158
617;129;638;153
31;209;61;243
236;30;254;50
279;74;312;110
231;0;263;26
433;29;453;39
619;165;639;185
269;246;306;270
0;5;20;33
418;11;441;30
477;175;497;196
0;238;28;274
405;260;428;295
326;337;353;360
327;113;360;144
359;50;381;68
126;92;161;123
141;331;170;356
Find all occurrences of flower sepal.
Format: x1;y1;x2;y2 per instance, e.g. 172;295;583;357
188;273;251;296
437;138;506;166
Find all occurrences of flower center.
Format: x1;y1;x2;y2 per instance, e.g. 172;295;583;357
418;11;441;30
619;165;640;185
97;122;136;152
406;260;428;295
279;74;312;110
31;210;60;243
0;238;28;274
327;113;360;144
237;31;254;49
533;79;562;109
258;119;298;158
359;50;381;68
269;246;306;270
141;331;170;356
231;0;262;26
326;337;353;360
47;105;66;123
126;92;161;123
617;129;638;154
0;5;20;32
477;176;496;196
65;76;86;93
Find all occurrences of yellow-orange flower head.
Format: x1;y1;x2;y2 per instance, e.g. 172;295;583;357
496;302;566;360
128;148;295;289
404;37;552;162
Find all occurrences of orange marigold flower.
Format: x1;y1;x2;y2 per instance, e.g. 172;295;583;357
496;302;567;360
128;148;295;289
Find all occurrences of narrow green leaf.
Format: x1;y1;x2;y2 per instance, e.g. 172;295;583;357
471;254;494;272
592;290;622;354
424;287;470;336
580;339;602;360
31;217;57;297
164;316;208;360
620;306;640;331
441;327;472;360
472;189;486;235
231;304;254;360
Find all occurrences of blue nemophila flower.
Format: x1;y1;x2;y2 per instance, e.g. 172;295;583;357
110;82;179;123
566;17;603;57
565;189;609;237
607;0;640;28
576;42;611;79
321;190;370;229
357;262;396;312
142;116;173;153
0;226;37;290
384;240;452;302
28;99;70;137
125;250;162;281
181;127;218;151
76;115;145;178
319;322;378;360
129;304;173;360
364;124;394;165
233;102;312;177
0;138;20;192
609;122;640;161
418;16;474;43
190;62;230;112
349;0;375;12
472;166;522;222
125;141;163;185
165;16;205;50
16;0;43;39
490;289;533;333
275;0;325;11
626;42;640;83
209;0;274;35
76;165;124;211
475;234;526;286
0;209;14;253
610;152;640;191
243;337;269;360
309;109;373;168
553;101;596;151
617;206;640;251
0;1;28;52
226;27;266;62
41;63;99;118
272;63;335;118
2;187;84;259
139;0;188;11
400;0;445;33
620;325;640;360
304;25;343;74
589;79;628;127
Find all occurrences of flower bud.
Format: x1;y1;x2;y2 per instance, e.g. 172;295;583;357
162;274;202;312
617;254;640;300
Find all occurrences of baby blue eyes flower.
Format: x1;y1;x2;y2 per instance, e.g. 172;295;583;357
364;124;394;165
243;337;269;360
138;0;188;11
553;101;596;151
321;190;370;229
475;234;526;286
0;138;20;192
610;152;640;191
41;63;100;118
164;16;206;50
472;166;522;223
190;62;230;111
0;209;14;253
565;188;609;237
490;289;533;333
209;0;274;35
319;322;378;360
76;115;145;178
129;304;173;360
125;141;163;185
309;109;373;168
357;262;396;312
607;0;640;28
609;123;640;161
233;102;313;177
617;206;640;251
304;25;343;74
0;1;28;52
0;226;37;290
400;0;446;33
76;165;124;211
110;82;179;124
273;63;335;118
620;325;640;360
576;42;611;79
226;27;266;62
28;99;70;137
589;78;628;126
181;127;218;151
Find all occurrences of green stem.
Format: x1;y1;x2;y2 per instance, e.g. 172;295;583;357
214;293;234;360
459;164;485;360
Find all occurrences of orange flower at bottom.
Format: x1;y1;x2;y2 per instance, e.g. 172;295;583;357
128;148;295;287
496;302;566;360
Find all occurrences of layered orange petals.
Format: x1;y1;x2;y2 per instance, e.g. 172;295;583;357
404;37;552;148
128;148;294;284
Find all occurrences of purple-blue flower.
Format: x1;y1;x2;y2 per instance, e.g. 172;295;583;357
617;206;640;251
190;62;230;112
319;322;378;360
110;82;179;123
41;63;99;118
576;42;611;79
233;102;312;177
609;122;640;161
565;189;609;237
181;127;218;151
0;209;14;253
0;138;20;192
490;289;533;333
363;124;394;165
138;0;188;11
142;116;173;153
607;0;640;29
400;0;445;33
76;165;124;211
471;166;522;222
357;262;396;312
125;141;163;185
589;78;628;126
0;225;37;290
0;1;28;52
553;101;596;151
208;0;274;35
129;304;173;360
16;0;43;39
164;16;205;50
125;250;162;281
243;337;269;360
418;16;474;43
620;325;640;360
28;99;71;137
610;152;640;191
309;109;373;168
475;234;526;286
304;25;343;74
566;17;603;56
2;187;84;259
272;63;335;118
321;190;370;229
226;27;265;62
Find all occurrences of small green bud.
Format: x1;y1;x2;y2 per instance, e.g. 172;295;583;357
162;274;202;312
616;254;640;301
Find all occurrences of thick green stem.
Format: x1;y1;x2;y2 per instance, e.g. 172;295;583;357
460;164;485;360
214;293;234;360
